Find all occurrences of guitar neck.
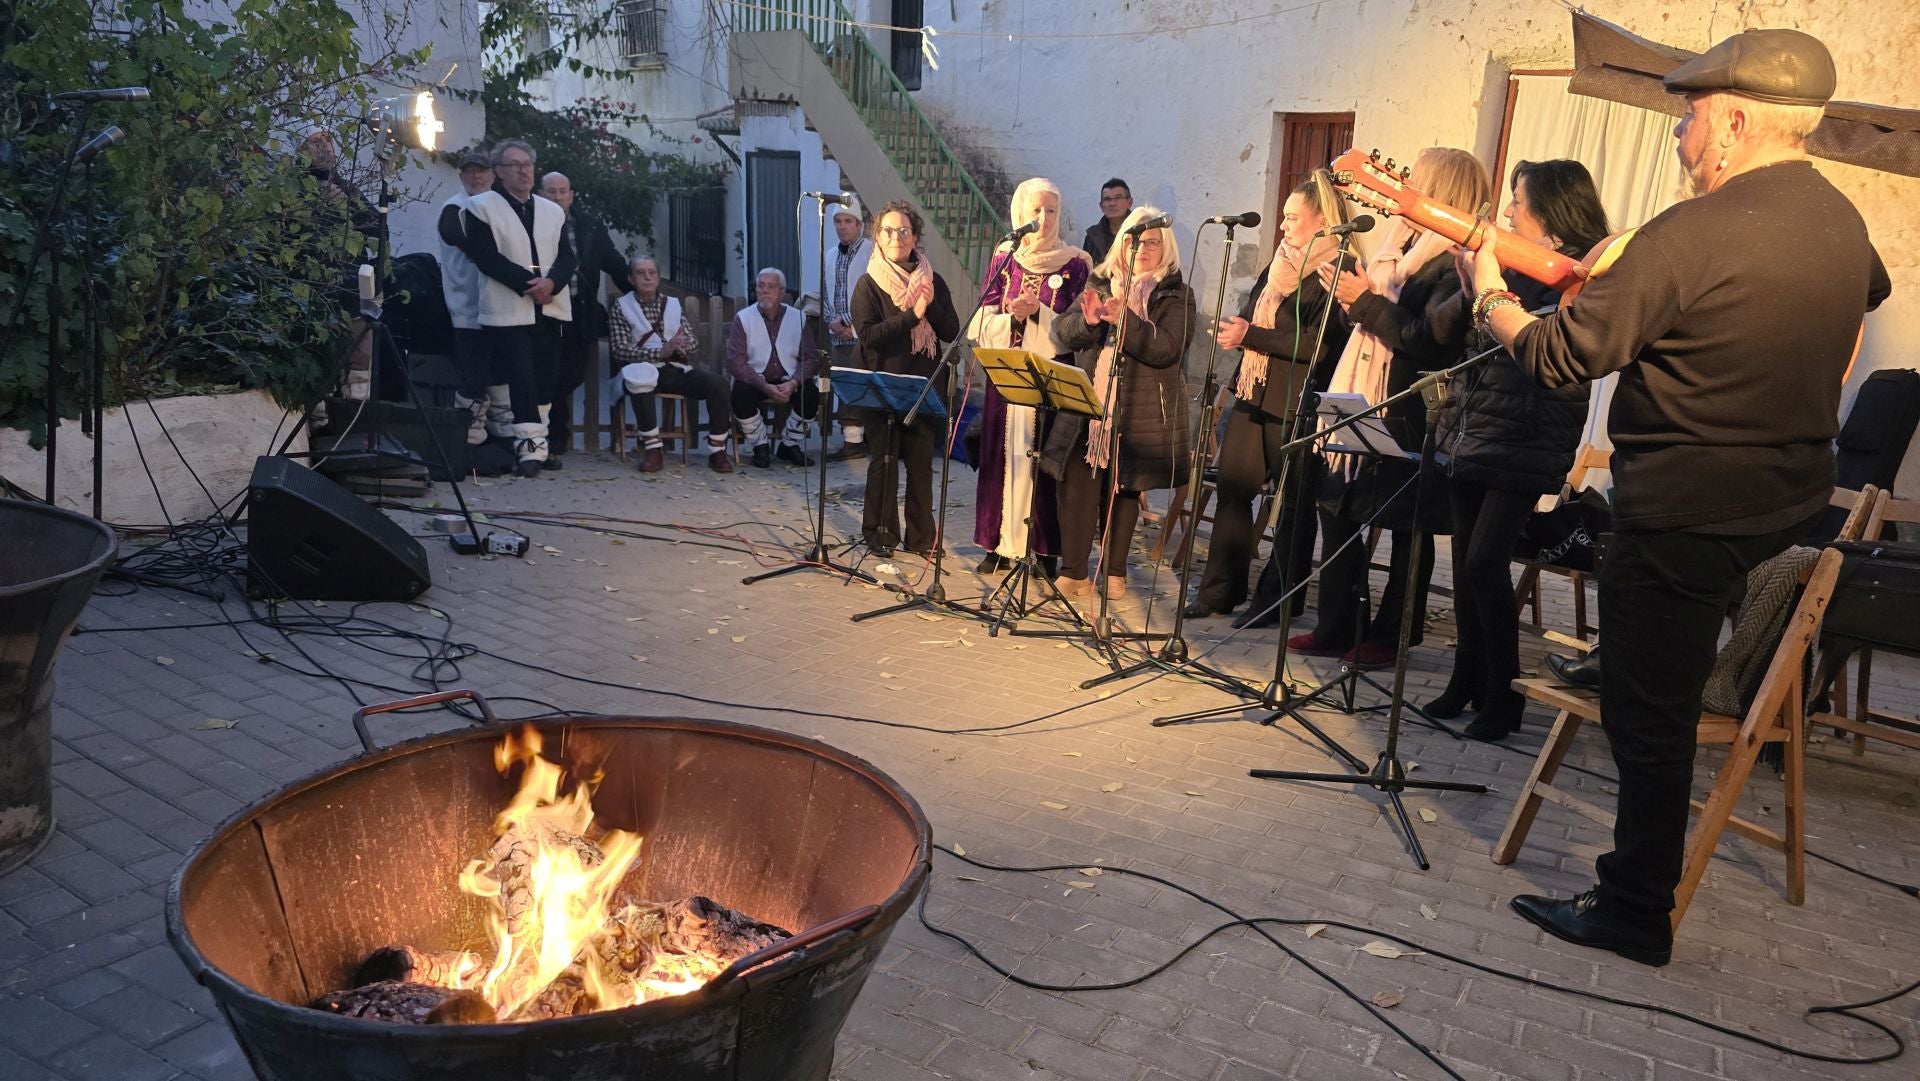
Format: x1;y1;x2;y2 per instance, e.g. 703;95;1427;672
1398;195;1583;293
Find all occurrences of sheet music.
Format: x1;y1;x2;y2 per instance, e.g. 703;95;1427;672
1315;392;1415;459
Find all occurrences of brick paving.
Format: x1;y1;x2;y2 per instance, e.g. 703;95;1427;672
5;448;1920;1080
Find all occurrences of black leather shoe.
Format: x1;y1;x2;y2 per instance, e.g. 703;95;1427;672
774;442;813;467
1510;890;1671;967
1183;600;1223;620
750;444;773;469
826;441;867;462
1231;603;1280;629
976;553;1010;574
1425;680;1480;719
871;544;896;558
1547;651;1601;690
1464;692;1525;741
540;455;563;471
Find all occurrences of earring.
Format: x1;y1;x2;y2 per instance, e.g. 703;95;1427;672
1717;156;1728;171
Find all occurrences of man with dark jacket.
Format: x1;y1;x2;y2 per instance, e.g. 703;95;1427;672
541;171;630;456
1081;178;1132;270
1472;28;1891;964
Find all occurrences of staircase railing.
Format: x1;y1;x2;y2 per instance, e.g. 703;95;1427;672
727;0;1007;284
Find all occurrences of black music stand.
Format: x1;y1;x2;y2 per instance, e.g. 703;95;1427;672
974;348;1102;636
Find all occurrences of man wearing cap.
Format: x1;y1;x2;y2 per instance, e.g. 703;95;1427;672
824;197;873;461
462;139;577;478
1471;29;1890;965
610;256;732;473
437;150;500;445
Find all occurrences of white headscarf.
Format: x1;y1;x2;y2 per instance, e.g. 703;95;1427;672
999;177;1086;276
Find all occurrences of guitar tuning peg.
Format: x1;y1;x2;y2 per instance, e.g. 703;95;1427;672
1385;158;1396;172
1369;148;1380;161
1400;167;1412;181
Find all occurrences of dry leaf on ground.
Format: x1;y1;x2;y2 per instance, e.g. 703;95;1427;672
195;718;236;730
1370;990;1404;1009
1100;782;1124;793
1419;905;1439;921
1304;924;1327;939
1040;801;1069;811
1359;942;1424;959
1417;808;1438;823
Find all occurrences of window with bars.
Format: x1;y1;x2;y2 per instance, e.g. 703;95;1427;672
669;187;728;297
617;0;667;69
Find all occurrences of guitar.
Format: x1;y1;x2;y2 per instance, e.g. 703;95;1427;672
1327;148;1631;302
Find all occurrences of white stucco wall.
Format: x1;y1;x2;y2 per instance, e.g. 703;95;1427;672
736;109;846;303
847;0;1920;493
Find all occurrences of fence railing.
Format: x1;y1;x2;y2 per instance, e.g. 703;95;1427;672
727;0;1006;284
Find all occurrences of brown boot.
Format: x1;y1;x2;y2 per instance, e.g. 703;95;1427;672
708;450;734;473
638;446;665;473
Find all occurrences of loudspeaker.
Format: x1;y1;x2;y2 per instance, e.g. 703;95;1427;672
245;457;430;601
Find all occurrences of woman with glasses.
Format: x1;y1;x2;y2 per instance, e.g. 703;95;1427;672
851;200;960;556
970;178;1093;575
1044;206;1194;600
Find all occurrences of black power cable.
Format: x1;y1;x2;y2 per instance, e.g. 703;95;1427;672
921;846;1914;1079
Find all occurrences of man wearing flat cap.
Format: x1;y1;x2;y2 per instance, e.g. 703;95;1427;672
1470;28;1891;966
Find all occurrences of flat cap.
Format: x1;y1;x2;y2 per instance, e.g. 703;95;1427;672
455;150;491;170
1663;28;1836;106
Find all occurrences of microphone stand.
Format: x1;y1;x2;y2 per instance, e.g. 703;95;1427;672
744;193;877;586
1154;227;1362;727
1247;354;1493;870
1080;219;1247;693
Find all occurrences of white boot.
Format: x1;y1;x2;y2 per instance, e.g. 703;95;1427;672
453;392;488;446
485;384;514;440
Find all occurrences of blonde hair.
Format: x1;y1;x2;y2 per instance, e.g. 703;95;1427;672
1294;168;1351;230
1410;147;1493;220
1707;92;1825;148
1099;205;1180;280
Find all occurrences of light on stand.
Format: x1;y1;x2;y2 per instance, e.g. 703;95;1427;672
369;89;442;166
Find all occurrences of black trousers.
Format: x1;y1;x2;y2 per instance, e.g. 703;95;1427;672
1444;477;1539;704
453;327;491;400
477;325;548;425
1312;512;1432;649
730;380;820;431
1057;459;1141;581
548;332;596;449
631;365;732;438
1593;522;1805;921
861;411;939;550
1201;405;1318;613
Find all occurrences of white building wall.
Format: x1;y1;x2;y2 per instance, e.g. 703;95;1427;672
851;0;1920;493
736;109;846;303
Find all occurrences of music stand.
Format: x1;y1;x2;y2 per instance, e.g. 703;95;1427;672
974;347;1102;635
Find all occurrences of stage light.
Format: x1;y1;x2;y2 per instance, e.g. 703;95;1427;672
370;89;442;163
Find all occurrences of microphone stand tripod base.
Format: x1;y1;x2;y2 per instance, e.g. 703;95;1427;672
1249;755;1487;870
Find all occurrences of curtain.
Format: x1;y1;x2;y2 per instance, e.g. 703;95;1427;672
1502;75;1689;498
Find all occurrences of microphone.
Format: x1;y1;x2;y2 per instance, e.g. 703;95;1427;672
1320;215;1377;237
1203;211;1261;228
53;87;151;103
74;126;124;164
802;191;847;204
1002;219;1040;242
1125;212;1171;235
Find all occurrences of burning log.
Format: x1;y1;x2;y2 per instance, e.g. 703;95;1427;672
350;945;484;990
312;982;497;1025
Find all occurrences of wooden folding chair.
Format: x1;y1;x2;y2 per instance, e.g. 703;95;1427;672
1154;388;1275;566
1493;546;1845;929
1511;445;1610;640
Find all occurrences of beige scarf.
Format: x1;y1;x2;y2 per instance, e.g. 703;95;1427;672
1235;234;1341;401
1321;219;1453;473
1086;270;1166;468
865;250;938;359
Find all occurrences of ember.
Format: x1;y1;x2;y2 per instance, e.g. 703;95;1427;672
312;725;790;1023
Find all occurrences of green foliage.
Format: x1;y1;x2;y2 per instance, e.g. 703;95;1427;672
0;0;432;437
475;0;726;240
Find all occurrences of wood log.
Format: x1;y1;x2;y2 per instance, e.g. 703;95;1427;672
311;981;497;1025
350;945;480;990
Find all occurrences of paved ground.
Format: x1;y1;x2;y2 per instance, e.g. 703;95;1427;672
5;446;1920;1081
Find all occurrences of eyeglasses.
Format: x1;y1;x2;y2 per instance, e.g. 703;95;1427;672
877;225;915;238
497;159;534;170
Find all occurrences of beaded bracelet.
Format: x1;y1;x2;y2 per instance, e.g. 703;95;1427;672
1472;287;1520;326
1478;293;1523;331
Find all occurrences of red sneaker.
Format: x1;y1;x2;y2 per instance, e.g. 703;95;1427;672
1287;632;1343;657
1343;641;1399;670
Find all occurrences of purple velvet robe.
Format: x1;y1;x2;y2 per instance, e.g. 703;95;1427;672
971;250;1092;556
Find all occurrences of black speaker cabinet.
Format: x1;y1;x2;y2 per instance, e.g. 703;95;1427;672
245;457;430;601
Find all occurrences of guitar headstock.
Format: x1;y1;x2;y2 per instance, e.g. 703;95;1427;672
1329;148;1415;219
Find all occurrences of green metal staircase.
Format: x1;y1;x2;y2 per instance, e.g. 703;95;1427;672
727;1;1007;298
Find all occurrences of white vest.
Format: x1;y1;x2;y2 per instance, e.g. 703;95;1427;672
615;292;683;363
438;192;483;330
739;304;804;378
465;189;573;327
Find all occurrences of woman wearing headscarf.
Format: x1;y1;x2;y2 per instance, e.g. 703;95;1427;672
1425;159;1606;739
1044;206;1195;600
970;178;1093;574
851;200;961;556
1287;147;1491;667
1186;169;1353;623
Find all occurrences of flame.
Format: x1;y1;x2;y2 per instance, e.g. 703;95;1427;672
455;726;645;1020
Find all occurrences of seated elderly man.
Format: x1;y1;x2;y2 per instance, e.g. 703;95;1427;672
610;256;732;473
727;267;821;469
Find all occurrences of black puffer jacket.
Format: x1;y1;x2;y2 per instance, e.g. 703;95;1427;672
1041;270;1196;491
1430;269;1589;494
1232;267;1350;421
1319;255;1460;533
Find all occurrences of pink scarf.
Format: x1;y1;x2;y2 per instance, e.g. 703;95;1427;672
864;250;938;359
1235;234;1341;401
1086;270;1165;468
1321;219;1453;473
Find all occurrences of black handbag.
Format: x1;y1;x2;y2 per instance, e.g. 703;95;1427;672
1512;487;1611;572
1823;539;1920;655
